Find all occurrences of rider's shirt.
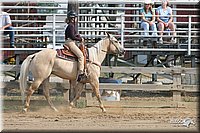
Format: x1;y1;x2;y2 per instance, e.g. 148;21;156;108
156;6;172;23
65;22;82;41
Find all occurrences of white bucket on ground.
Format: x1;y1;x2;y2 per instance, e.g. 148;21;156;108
101;90;120;101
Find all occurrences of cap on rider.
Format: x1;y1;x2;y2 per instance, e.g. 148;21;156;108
67;10;78;18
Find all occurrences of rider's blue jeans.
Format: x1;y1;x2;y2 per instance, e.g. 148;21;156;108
141;22;157;41
4;26;15;47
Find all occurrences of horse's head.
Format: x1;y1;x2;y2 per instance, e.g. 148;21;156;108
105;32;124;55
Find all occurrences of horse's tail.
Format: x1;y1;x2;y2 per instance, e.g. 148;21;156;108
19;54;36;105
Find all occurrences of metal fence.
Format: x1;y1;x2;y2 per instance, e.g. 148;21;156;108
0;0;199;57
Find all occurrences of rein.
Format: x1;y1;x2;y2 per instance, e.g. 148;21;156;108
92;38;121;54
87;60;101;69
87;37;121;69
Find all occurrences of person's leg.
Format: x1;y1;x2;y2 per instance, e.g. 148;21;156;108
5;26;15;48
67;41;85;81
141;22;150;36
150;23;158;48
168;22;176;43
141;22;150;46
151;23;158;37
157;22;164;44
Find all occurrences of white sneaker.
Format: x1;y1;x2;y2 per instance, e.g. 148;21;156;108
171;38;176;43
158;38;163;44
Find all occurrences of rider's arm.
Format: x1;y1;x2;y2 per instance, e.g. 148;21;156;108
67;24;82;42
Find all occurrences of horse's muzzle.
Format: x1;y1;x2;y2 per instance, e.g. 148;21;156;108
119;48;125;56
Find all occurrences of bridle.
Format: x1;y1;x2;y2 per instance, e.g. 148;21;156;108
87;37;122;69
91;37;122;54
107;37;122;54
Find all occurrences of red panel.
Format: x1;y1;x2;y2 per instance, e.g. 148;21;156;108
176;5;199;22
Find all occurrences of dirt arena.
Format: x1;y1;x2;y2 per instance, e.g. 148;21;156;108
2;96;199;132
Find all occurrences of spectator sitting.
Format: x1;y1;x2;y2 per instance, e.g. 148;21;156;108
0;11;15;48
156;0;176;44
140;0;158;47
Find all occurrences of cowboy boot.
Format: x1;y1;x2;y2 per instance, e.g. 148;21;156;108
77;70;86;82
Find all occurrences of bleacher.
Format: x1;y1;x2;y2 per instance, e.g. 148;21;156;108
0;0;199;67
78;0;199;68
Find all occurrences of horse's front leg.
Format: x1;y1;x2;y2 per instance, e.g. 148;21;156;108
69;82;84;107
90;80;106;113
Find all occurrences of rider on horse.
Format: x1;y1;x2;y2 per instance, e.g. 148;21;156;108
65;10;85;82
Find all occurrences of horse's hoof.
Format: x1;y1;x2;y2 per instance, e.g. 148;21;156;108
22;108;27;113
53;108;59;112
64;106;72;112
55;109;59;112
69;102;75;108
69;106;72;109
102;109;106;113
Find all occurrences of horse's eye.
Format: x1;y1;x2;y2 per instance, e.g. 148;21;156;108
114;40;118;43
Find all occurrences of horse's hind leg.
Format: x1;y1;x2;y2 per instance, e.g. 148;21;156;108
69;83;84;107
23;80;42;112
43;77;58;112
69;80;77;102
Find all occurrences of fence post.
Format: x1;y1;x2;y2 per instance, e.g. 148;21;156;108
172;67;182;103
120;14;124;48
62;79;69;103
52;14;56;49
85;84;93;106
187;15;191;55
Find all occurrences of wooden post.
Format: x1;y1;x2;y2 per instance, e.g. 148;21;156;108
172;68;182;102
15;54;20;80
62;79;70;103
67;0;79;103
172;90;181;102
191;55;196;67
180;55;185;67
68;0;79;31
152;55;157;82
85;90;93;106
68;0;79;13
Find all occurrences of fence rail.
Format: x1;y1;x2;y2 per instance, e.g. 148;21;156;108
1;0;199;109
1;65;199;104
1;1;199;76
1;13;199;53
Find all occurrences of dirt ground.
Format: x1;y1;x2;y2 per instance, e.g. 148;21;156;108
2;96;199;132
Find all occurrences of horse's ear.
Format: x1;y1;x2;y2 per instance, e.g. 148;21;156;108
105;32;111;38
106;32;113;38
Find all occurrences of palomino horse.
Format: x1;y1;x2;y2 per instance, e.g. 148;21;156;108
19;33;124;113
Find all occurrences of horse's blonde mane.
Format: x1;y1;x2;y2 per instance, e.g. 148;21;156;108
88;38;106;63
